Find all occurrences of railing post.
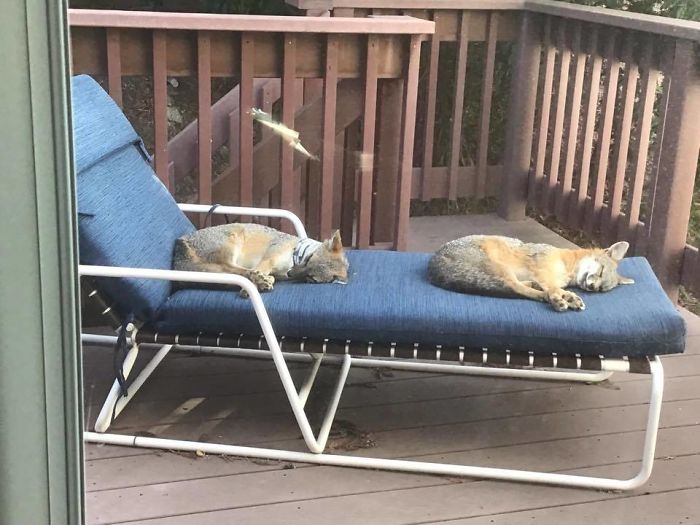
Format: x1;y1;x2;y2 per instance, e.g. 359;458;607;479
647;40;700;300
498;11;541;221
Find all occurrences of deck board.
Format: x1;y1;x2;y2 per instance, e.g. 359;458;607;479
82;215;700;524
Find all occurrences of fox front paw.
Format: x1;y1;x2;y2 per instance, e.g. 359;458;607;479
547;290;585;312
250;270;275;292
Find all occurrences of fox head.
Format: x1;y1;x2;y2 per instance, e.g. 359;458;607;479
575;241;635;292
289;230;349;284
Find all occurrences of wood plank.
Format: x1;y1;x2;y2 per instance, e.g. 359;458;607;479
498;11;541;221
475;12;498;198
356;34;378;248
197;31;212;216
70;10;436;34
320;34;339;239
239;33;254;211
568;25;601;229
452;486;700;524
280;33;297;232
584;30;620;238
394;34;422;250
105;27;122;106
152;30;169;189
89;440;700;524
532;16;555;207
646;39;700;297
420;13;441;201
340;119;361;245
624;39;659;249
448;11;470;201
556;21;584;224
371;79;402;244
603;32;639;246
543;19;571;214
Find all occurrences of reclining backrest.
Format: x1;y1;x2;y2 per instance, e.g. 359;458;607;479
73;75;195;321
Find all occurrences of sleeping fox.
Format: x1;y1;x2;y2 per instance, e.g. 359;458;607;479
173;223;349;295
428;235;634;312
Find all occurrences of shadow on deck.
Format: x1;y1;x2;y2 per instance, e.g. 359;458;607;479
82;216;700;525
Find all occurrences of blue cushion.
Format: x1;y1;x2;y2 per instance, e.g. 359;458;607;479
154;251;685;357
73;75;195;319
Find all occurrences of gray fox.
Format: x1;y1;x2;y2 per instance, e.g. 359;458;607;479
428;235;634;312
173;223;348;295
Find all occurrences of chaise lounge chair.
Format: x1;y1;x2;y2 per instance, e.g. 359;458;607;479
74;74;685;491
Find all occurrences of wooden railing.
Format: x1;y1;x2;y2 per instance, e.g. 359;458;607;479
69;10;434;249
293;0;700;298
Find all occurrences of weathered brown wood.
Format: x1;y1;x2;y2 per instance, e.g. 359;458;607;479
197;31;212;214
556;21;584;224
70;9;435;35
357;35;378;248
647;40;700;298
320;34;339;239
476;12;498;198
532;16;555;206
448;11;470;201
239;33;254;210
105;28;122;106
420;12;441;201
341;120;361;245
624;39;658;248
72;28;414;80
415;166;502;199
394;34;421;250
280;34;297;232
602;32;638;246
584;30;619;238
152;30;169;190
568;25;601;229
499;12;541;221
372;79;402;244
544;19;571;214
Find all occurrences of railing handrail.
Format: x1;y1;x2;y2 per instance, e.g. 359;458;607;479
290;0;700;42
68;9;435;34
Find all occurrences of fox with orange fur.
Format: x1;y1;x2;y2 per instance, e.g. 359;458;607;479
428;235;634;312
173;223;349;296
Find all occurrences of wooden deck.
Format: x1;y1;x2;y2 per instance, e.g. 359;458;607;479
83;215;700;524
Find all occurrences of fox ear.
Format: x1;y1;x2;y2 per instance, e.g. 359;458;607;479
329;230;343;252
606;241;629;261
618;275;635;285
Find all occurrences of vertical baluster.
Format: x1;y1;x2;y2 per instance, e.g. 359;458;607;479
544;20;570;214
602;32;638;246
557;22;584;224
569;25;601;229
239;33;254;213
647;39;700;297
476;12;498;198
197;31;212;221
532;16;555;206
280;33;297;232
448;11;470;201
106;28;123;107
625;40;659;250
420;11;441;201
394;34;421;250
585;30;620;238
357;34;378;249
320;34;339;240
152;30;169;190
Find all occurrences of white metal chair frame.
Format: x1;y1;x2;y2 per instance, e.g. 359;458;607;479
81;204;665;491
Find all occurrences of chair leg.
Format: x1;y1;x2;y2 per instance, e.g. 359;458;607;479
84;356;665;490
93;342;173;432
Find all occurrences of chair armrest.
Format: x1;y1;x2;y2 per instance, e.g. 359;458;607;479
79;264;259;296
177;203;307;239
